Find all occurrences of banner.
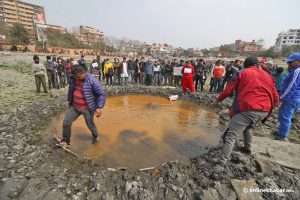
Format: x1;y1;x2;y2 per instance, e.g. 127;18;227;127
173;66;182;76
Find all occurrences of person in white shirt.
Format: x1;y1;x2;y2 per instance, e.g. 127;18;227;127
120;57;129;85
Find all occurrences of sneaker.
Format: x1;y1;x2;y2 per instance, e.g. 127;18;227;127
59;140;70;148
92;136;100;144
238;147;252;155
274;136;289;142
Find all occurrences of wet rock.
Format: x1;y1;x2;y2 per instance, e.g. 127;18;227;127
262;177;285;198
43;190;65;200
0;178;28;199
18;179;51;200
215;184;237;200
199;188;220;200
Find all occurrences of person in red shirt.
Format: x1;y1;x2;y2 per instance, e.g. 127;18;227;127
181;61;195;93
212;60;225;93
212;56;279;172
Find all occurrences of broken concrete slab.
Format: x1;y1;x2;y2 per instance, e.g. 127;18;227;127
252;136;300;170
231;179;263;200
215;183;237;200
263;177;285;198
200;188;220;200
255;155;282;176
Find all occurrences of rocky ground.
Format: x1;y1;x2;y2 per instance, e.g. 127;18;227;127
0;53;299;200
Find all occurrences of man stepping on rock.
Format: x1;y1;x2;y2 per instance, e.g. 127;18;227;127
212;56;279;172
60;65;106;147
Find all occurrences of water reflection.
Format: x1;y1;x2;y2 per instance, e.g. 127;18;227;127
44;95;222;169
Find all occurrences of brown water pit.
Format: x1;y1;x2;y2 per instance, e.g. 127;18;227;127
44;95;222;169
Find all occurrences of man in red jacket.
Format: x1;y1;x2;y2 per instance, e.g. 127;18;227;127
212;56;279;172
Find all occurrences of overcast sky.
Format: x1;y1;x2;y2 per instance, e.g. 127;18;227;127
26;0;299;49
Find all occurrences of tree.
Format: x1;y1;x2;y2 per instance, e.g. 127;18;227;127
281;45;300;57
9;23;30;46
219;44;234;52
45;28;86;49
256;38;265;47
259;46;279;58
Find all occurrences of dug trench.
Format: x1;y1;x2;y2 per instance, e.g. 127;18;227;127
0;85;299;200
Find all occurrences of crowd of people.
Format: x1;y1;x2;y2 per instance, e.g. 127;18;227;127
31;53;289;95
31;53;300;172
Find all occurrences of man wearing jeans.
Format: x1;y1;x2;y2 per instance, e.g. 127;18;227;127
127;58;135;83
60;65;106;147
212;56;279;172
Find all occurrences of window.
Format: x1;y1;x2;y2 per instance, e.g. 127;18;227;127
282;41;286;43
289;36;293;39
283;37;287;39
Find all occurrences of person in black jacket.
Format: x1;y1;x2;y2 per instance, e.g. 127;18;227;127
164;61;173;86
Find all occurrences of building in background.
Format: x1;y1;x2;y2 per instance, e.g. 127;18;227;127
151;43;173;58
275;29;300;51
0;0;45;43
74;26;104;46
234;39;263;54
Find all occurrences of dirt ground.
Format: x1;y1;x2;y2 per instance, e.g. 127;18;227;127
0;52;299;200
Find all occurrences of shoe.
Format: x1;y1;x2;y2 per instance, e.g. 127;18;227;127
274;136;289;142
238;147;252;155
212;164;225;173
59;140;70;148
92;136;100;144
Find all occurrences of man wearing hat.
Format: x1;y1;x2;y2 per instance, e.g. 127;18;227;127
277;53;300;141
212;56;279;172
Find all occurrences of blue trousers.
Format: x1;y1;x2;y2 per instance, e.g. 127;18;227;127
278;98;300;138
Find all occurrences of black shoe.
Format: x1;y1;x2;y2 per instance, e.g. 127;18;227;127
238;147;252;155
92;136;100;144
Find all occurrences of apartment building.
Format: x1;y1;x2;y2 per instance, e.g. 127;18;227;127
0;0;45;42
74;26;104;46
234;40;263;54
275;29;300;51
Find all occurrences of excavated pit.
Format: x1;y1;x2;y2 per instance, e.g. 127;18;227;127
44;95;222;169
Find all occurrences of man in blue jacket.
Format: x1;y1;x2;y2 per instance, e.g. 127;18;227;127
277;53;300;141
60;65;106;147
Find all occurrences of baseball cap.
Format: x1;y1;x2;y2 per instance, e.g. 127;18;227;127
259;59;266;63
286;53;300;63
244;56;259;68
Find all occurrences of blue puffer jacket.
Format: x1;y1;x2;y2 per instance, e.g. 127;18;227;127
68;73;105;112
280;66;300;102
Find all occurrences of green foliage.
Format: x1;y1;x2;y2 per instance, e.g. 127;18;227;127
280;45;300;57
219;44;234;52
0;21;9;35
0;61;32;74
45;28;86;49
260;45;300;58
9;23;30;46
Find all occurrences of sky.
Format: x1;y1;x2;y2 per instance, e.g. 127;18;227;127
25;0;299;49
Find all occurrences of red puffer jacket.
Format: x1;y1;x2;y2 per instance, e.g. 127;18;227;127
217;66;279;117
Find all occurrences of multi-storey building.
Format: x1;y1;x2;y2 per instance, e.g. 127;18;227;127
234;40;262;54
275;29;300;51
74;26;104;46
0;0;45;43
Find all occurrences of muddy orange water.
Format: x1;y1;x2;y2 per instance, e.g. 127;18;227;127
45;95;222;169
